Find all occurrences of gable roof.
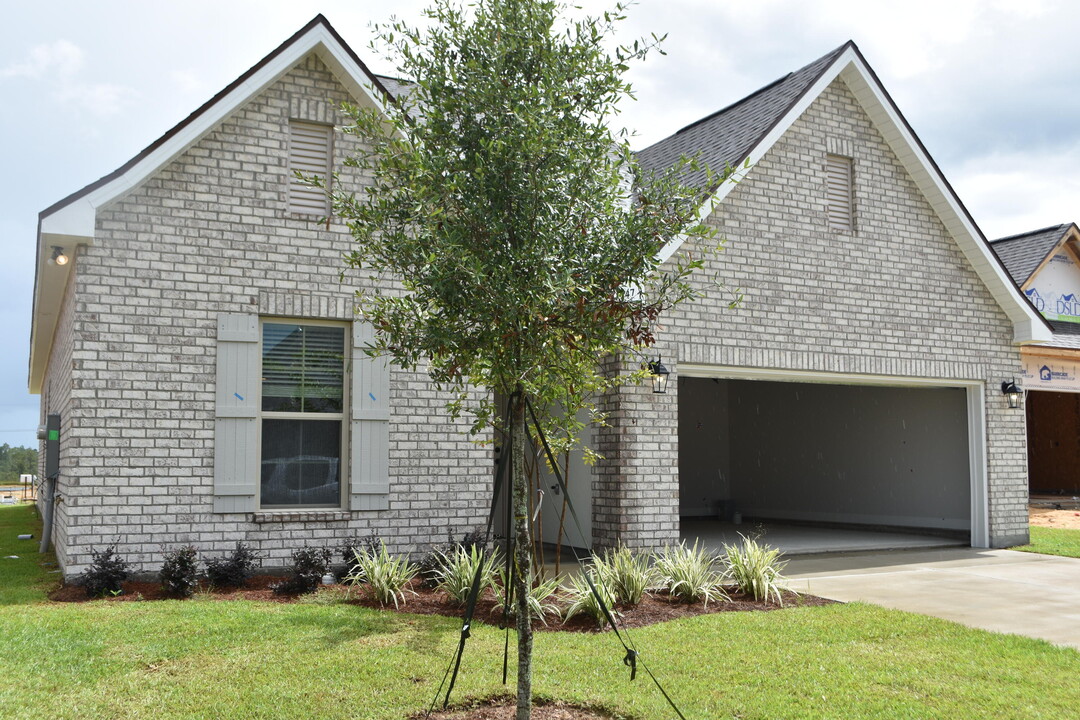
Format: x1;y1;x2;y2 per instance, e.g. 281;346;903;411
989;223;1075;287
636;44;849;188
651;41;1052;346
29;15;395;393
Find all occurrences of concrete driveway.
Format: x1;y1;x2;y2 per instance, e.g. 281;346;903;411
784;547;1080;650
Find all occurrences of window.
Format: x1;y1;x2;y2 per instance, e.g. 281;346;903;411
826;154;854;232
259;321;346;508
287;121;332;215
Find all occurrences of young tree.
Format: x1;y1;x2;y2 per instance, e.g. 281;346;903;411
333;1;725;716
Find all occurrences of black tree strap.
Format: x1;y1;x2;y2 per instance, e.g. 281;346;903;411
525;398;688;720
430;394;517;713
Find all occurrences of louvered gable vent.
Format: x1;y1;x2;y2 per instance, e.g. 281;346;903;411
288;121;332;214
826;154;854;232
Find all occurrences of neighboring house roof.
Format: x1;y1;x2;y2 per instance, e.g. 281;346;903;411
989;223;1074;287
651;41;1051;346
29;15;395;393
636;44;849;188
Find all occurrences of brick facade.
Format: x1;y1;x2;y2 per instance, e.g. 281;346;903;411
45;55;490;578
594;77;1029;549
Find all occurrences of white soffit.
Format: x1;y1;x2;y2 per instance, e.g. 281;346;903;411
29;17;392;393
658;46;1051;346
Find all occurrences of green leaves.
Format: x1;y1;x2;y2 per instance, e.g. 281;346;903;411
335;0;728;444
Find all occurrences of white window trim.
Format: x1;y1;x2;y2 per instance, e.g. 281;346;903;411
257;317;350;510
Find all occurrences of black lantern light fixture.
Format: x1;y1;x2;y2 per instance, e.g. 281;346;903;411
1001;379;1022;409
646;356;670;394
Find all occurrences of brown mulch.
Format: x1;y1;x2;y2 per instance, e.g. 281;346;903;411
48;576;833;632
414;696;617;719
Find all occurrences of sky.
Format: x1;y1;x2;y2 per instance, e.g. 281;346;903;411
2;0;1080;450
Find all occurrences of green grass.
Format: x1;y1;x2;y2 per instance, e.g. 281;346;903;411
2;504;1078;719
0;503;58;604
1013;525;1080;559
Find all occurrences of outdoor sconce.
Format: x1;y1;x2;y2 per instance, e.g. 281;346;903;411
1001;379;1022;409
49;246;69;266
646;356;670;394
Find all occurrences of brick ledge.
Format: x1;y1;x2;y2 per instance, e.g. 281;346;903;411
252;510;352;524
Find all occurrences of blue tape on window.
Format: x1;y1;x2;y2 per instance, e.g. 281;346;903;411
369;393;376;402
234;393;244;401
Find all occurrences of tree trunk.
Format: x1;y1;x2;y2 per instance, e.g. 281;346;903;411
511;391;533;720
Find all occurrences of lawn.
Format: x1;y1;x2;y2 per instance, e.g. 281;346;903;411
1012;526;1080;559
1;504;1078;720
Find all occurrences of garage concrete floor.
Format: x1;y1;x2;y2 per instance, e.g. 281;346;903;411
682;519;965;556
784;548;1080;650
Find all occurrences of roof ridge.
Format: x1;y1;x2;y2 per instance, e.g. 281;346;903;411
989;223;1070;244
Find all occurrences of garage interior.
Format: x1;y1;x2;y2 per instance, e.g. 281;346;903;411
678;376;972;555
1026;389;1080;495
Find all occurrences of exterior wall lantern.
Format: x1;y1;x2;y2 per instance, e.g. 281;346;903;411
1001;379;1022;409
646;356;670;394
49;246;69;266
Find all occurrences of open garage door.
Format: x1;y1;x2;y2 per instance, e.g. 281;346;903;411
679;376;974;552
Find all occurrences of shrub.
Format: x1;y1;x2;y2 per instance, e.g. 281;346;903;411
562;570;619;629
347;545;418;608
205;542;260;588
493;568;562;625
654;540;728;607
722;534;788;606
339;534;382;580
593;546;654;606
272;546;334;596
80;545;130;598
159;545;199;598
417;528;489;588
434;544;498;604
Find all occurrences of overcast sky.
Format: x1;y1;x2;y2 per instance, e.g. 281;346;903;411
2;0;1079;449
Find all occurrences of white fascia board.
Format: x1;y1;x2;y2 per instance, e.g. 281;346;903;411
836;57;1049;345
659;46;1049;345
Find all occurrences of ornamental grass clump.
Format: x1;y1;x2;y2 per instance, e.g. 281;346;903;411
434;544;498;605
722;534;788;606
159;545;199;598
493;568;562;625
654;540;728;607
594;546;655;606
562;569;619;629
347;545;418;609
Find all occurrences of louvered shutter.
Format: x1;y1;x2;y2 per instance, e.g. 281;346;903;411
350;320;390;511
826;154;854;232
288;121;332;215
214;314;260;513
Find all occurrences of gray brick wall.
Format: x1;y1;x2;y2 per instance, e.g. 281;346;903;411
595;77;1029;549
48;54;490;578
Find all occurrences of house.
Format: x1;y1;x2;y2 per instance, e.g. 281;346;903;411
31;16;1049;579
989;223;1080;494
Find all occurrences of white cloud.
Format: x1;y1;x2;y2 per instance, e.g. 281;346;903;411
171;69;204;95
62;83;137;118
0;39;83;79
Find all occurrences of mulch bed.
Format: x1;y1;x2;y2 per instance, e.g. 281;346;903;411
413;696;619;719
49;576;833;632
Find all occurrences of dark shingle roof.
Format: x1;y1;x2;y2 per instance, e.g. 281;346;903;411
989;224;1072;286
634;42;851;188
374;75;415;102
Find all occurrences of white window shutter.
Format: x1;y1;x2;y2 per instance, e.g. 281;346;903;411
288;121;332;215
826;154;854;232
351;320;390;511
214;314;259;513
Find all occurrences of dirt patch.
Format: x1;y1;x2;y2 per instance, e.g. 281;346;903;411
49;576;833;632
415;696;617;719
1029;507;1080;530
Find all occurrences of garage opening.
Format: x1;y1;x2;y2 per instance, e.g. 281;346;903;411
1026;389;1080;495
679;376;972;554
